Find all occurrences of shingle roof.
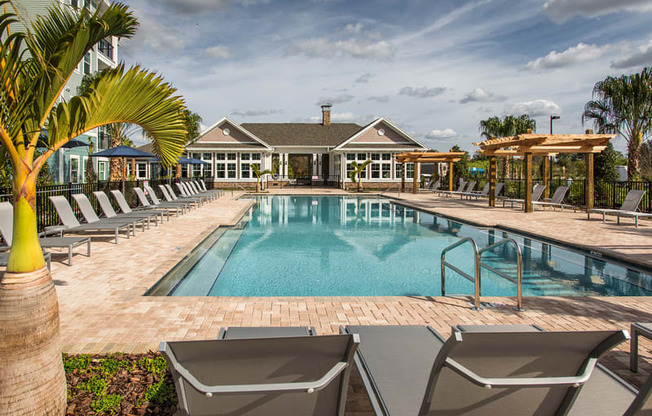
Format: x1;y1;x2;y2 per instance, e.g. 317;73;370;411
241;123;363;147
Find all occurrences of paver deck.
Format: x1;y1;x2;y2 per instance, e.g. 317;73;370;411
13;188;652;397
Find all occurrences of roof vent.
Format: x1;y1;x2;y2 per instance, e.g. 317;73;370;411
321;103;332;126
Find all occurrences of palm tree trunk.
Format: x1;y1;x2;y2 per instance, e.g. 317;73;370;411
628;132;642;179
0;174;66;415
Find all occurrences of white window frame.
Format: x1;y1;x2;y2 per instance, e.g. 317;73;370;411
70;155;80;183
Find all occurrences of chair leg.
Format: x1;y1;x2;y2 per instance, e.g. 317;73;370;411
68;246;73;266
631;326;639;373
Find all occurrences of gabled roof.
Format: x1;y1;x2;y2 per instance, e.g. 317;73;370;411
191;117;272;150
241;123;363;147
333;118;428;151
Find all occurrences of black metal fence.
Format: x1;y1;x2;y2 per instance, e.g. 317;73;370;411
0;178;214;232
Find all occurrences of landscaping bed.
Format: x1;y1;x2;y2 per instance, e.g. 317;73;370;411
64;352;177;415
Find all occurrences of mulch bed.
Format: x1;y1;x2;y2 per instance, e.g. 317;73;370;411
65;352;177;415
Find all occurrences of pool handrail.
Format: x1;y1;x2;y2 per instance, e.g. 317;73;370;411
478;238;524;311
441;237;482;310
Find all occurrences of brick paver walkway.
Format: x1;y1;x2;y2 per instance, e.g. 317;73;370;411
31;189;652;397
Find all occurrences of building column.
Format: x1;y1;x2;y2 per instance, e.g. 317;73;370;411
524;152;533;213
585;153;594;211
489;156;496;207
413;162;419;194
448;162;454;191
400;162;405;192
542;156;550;200
317;154;322;176
312;154;318;176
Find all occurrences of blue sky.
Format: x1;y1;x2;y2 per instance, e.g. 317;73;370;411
121;0;652;153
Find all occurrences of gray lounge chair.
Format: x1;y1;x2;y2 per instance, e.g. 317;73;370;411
196;180;223;198
72;193;147;232
48;195;132;244
588;190;651;228
0;202;89;266
110;189;172;220
176;182;208;204
160;332;359;416
436;180;466;197
419;179;440;194
503;183;546;208
145;185;194;212
342;324;628;415
162;184;201;208
188;181;216;201
532;185;576;211
93;191;162;226
441;181;476;197
133;187;187;216
630;323;652;373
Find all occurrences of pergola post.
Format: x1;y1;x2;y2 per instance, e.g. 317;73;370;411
448;162;454;191
401;162;405;192
542;156;550;200
413;162;419;194
489;156;496;207
585;153;594;211
524;152;533;213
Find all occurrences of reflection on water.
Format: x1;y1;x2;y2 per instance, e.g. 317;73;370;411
169;196;651;297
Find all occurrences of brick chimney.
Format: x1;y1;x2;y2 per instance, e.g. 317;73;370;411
321;103;332;126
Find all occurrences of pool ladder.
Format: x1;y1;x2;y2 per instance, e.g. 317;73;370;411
441;237;524;311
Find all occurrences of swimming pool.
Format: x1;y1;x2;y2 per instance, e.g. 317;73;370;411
149;195;652;297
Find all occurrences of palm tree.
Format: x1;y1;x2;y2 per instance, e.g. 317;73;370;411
582;68;652;179
0;3;187;414
349;160;372;192
251;164;274;192
479;115;536;178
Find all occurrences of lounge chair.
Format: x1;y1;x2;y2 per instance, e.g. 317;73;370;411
0;249;50;271
0;202;89;266
93;191;162;226
48;195;132;244
435;180;466;197
160;331;359;416
133;187;187;216
71;193;147;232
441;181;476;197
188;181;217;201
419;179;440;193
630;323;652;373
503;183;546;209
145;184;195;212
532;186;576;211
162;184;202;208
342;324;628;415
588;190;651;228
196;180;223;198
109;189;171;220
461;182;489;199
176;182;208;204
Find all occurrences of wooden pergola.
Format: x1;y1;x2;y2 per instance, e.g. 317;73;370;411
473;130;615;212
394;151;466;194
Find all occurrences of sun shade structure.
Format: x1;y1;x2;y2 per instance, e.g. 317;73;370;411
89;145;155;158
394;151;466;194
473;131;615;212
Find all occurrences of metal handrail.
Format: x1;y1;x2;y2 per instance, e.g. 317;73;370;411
441;237;482;310
380;183;401;197
478;238;524;311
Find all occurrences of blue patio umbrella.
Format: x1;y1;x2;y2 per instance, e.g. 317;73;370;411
89;145;154;158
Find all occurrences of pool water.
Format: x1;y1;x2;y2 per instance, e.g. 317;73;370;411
156;195;652;297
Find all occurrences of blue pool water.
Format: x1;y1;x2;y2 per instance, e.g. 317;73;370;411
157;195;652;297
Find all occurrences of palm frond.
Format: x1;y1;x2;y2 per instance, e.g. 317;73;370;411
47;64;186;166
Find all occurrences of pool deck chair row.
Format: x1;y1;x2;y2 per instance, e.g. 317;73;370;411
588;189;651;228
160;327;358;416
503;183;546;209
341;324;649;416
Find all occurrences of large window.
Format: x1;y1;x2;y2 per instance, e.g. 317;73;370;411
240;153;261;179
202;153;212;177
137;163;147;179
395;161;414;180
369;153;392;179
98;161;107;180
216;153;237;179
346;153;369;181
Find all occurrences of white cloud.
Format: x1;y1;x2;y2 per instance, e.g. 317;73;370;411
459;88;507;104
542;0;652;23
504;99;562;117
205;45;233;59
399;86;446;98
611;40;652;69
355;72;375;83
147;0;270;14
121;13;185;53
344;23;364;34
231;108;283;117
524;43;606;72
368;95;390;103
426;128;458;140
317;94;354;104
298;112;375;125
286;38;395;60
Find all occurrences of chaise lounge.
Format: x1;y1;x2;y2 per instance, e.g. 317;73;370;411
588;189;651;228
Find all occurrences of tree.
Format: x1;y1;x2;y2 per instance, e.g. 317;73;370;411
583;67;652;179
594;142;621;183
349;160;372;192
479;115;536;177
0;3;187;414
450;145;469;184
184;109;203;145
640;140;652;181
251;164;274;192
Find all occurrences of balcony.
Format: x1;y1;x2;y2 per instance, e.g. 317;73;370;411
98;39;113;61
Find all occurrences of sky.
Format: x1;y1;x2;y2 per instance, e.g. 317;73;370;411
119;0;652;154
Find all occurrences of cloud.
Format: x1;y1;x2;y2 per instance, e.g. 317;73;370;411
296;112;375;125
368;95;390;103
145;0;270;14
121;14;185;53
344;23;364;34
317;94;354;105
205;45;233;59
355;72;375;83
524;43;606;71
504;99;562;117
611;40;652;69
459;88;507;104
399;86;446;98
231;108;284;117
426;129;458;140
542;0;652;23
286;38;395;60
